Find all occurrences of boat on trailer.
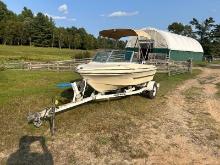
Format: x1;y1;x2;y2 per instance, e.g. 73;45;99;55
27;29;159;132
76;52;157;93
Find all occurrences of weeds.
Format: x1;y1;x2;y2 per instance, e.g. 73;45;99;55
72;51;92;59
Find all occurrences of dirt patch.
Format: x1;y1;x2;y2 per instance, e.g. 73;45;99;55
197;69;220;123
144;68;220;164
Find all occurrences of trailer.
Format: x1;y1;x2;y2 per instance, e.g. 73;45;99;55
27;80;159;134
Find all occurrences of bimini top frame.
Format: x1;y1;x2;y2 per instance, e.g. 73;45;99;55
99;29;151;40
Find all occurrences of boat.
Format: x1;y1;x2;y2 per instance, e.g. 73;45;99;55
76;29;157;93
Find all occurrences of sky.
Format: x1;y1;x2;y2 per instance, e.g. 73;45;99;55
2;0;220;36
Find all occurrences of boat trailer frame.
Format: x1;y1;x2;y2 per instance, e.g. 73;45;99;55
27;80;159;134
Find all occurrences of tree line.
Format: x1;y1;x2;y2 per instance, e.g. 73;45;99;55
0;1;125;50
0;1;220;56
168;17;220;56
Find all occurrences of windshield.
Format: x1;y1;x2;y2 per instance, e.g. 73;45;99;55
93;50;135;63
92;51;111;62
108;50;133;62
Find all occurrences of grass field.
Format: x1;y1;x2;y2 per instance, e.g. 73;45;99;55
0;69;201;156
0;45;95;62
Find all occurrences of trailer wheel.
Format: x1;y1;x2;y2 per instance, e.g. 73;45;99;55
147;83;157;99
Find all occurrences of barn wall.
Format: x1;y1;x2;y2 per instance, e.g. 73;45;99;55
170;50;203;61
126;47;203;61
126;47;139;52
152;48;203;61
152;48;169;54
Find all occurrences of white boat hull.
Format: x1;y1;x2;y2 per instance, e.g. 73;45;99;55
77;62;157;93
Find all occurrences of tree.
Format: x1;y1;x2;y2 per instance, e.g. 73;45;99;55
77;28;88;49
0;1;8;22
83;34;96;50
0;1;126;49
18;7;33;21
32;13;54;47
182;25;196;38
22;17;34;46
190;17;215;54
18;7;34;46
168;22;185;35
213;24;220;42
168;22;195;37
190;17;215;43
2;20;17;45
0;1;14;22
0;1;17;44
117;40;126;49
54;27;66;49
211;24;220;56
73;33;81;49
13;21;23;45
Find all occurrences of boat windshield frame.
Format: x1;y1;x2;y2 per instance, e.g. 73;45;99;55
92;50;138;63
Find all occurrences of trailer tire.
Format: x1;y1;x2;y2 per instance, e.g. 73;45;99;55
147;83;157;99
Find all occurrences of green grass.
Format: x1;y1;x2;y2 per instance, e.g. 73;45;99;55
193;61;208;67
0;69;201;155
0;45;95;62
193;60;220;68
0;70;80;151
213;60;220;64
0;70;80;104
154;69;201;97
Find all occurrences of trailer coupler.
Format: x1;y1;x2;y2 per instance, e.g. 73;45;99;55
27;112;43;127
27;107;54;127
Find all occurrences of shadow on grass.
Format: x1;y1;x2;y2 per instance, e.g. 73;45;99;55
6;136;53;165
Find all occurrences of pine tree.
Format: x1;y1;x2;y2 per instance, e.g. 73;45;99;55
32;13;54;47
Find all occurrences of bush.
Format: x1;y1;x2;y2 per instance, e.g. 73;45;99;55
73;51;91;59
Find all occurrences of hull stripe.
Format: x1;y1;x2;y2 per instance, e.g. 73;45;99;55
79;69;156;75
133;74;155;79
